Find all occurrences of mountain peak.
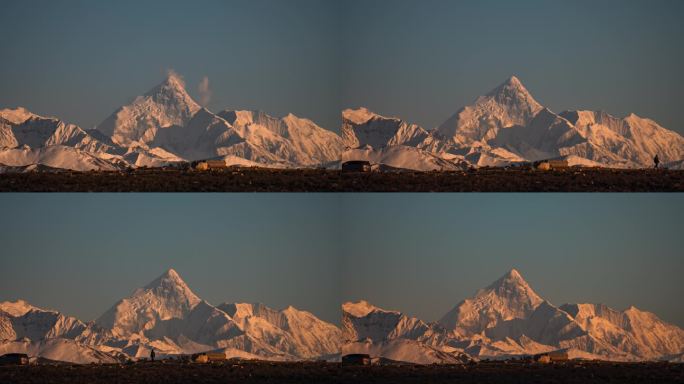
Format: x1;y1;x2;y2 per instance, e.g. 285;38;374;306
438;269;544;334
507;268;522;278
486;268;531;290
342;300;382;317
0;299;42;317
486;75;536;101
144;72;195;101
436;76;544;141
504;75;523;87
342;107;379;125
144;268;192;292
96;268;201;336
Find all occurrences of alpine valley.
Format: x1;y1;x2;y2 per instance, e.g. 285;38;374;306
1;74;682;172
1;269;682;364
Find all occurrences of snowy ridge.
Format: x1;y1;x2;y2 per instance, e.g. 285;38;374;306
1;269;342;363
1;74;682;171
96;72;201;146
1;268;682;364
343;269;684;362
436;76;544;144
341;300;470;364
343;77;683;168
439;268;544;337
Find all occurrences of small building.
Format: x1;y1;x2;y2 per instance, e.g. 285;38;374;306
534;351;569;363
191;352;227;363
194;160;228;171
534;354;551;363
535;159;570;170
0;353;29;365
548;351;569;361
341;161;371;172
341;353;372;366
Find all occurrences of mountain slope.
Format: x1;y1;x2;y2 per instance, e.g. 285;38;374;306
0;145;122;171
95;269;201;338
218;110;344;166
96;72;200;146
559;110;684;166
439;269;544;337
219;302;342;358
341;301;471;364
436;76;544;144
342;108;429;149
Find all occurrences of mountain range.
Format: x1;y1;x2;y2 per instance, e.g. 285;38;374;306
1;269;681;364
1;74;682;172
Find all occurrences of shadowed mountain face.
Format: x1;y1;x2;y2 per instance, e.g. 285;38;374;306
1;74;682;172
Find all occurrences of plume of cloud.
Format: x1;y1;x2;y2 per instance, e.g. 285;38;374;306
165;69;186;88
198;76;212;107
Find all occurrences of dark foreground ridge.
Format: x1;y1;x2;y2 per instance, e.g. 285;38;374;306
0;168;682;192
1;360;683;384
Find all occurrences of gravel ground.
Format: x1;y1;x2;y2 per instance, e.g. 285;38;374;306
0;168;682;192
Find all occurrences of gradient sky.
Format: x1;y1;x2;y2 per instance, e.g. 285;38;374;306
0;194;682;327
1;0;682;134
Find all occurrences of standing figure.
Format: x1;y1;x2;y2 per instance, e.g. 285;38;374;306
150;348;155;362
654;154;660;169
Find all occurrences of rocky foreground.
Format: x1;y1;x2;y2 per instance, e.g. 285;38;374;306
1;360;682;384
0;168;682;192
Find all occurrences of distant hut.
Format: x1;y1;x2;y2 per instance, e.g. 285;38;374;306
191;352;227;363
341;161;371;172
194;160;228;171
534;354;551;363
535;159;569;171
548;351;569;362
0;353;29;365
341;353;372;366
534;351;569;363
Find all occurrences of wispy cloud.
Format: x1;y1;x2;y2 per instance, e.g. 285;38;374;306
166;69;186;88
198;76;211;106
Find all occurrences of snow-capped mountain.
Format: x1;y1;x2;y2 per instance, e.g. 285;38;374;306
340;108;467;171
439;268;544;337
0;269;342;363
0;73;343;171
435;76;544;144
2;269;682;364
0;300;114;364
1;74;681;171
96;72;201;147
341;301;471;364
218;302;342;358
438;270;684;361
341;108;429;149
92;73;344;167
95;268;202;338
343;77;684;168
0;300;86;341
343;270;684;362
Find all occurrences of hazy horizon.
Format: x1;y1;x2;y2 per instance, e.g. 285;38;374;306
0;194;681;327
1;0;683;134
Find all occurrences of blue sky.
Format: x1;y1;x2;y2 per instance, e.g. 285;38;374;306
1;0;682;134
0;194;681;326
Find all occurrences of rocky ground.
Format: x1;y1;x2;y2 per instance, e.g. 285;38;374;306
0;168;682;192
1;360;683;384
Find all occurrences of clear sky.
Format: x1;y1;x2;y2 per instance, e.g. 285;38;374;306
0;194;682;327
1;0;683;134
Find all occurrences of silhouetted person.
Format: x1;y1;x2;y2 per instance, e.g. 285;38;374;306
150;348;155;362
654;154;660;169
